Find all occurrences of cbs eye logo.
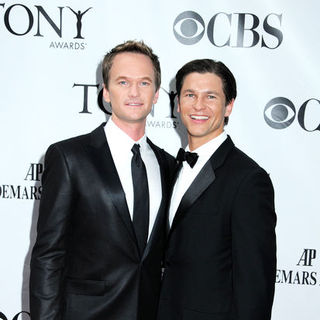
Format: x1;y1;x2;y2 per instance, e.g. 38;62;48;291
173;11;205;45
264;97;296;129
264;97;320;132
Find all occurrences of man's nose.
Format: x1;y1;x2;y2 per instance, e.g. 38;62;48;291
193;97;205;111
128;83;139;97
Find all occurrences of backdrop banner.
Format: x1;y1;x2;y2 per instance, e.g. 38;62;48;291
1;0;319;319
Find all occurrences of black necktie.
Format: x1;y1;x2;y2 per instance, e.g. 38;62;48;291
131;144;149;255
176;148;199;168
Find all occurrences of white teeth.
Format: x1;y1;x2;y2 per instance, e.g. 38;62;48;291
191;115;208;120
128;103;141;106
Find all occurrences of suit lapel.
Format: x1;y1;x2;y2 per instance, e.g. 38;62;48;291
165;162;182;234
170;161;215;232
85;124;137;244
142;139;169;258
170;136;235;233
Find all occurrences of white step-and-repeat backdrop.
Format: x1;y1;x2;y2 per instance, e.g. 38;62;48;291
1;0;319;319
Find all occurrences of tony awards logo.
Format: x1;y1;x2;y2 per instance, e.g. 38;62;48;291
72;83;180;129
0;4;93;49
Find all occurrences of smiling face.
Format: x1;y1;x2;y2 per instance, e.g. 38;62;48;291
178;72;234;150
103;52;159;133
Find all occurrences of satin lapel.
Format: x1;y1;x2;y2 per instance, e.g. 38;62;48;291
142;139;168;259
165;162;182;235
85;124;136;244
170;160;215;232
169;136;235;233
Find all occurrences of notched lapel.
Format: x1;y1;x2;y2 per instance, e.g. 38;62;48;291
86;124;136;244
142;139;168;258
171;160;215;231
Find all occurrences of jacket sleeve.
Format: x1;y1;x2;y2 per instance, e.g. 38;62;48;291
232;168;277;320
29;143;73;320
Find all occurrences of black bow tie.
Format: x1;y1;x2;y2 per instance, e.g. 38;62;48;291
176;148;199;168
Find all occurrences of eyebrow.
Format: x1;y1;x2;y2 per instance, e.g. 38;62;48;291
182;89;195;94
115;76;153;82
206;90;220;95
182;89;220;95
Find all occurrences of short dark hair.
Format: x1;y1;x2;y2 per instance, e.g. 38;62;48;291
102;40;161;90
175;59;237;124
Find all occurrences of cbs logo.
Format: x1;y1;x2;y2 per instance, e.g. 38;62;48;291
264;97;320;131
173;10;283;48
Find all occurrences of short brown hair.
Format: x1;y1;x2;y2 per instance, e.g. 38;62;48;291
102;40;161;90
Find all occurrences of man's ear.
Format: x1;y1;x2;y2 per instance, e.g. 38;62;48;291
224;99;234;117
153;89;160;104
177;97;181;113
102;84;110;103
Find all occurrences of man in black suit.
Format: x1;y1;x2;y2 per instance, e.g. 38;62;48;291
29;40;174;320
157;59;276;320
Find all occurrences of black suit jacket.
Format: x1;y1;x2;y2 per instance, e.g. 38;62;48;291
157;136;276;320
29;123;174;320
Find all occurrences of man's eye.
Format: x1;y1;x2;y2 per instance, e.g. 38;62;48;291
186;94;194;98
119;80;127;85
141;81;150;86
208;95;216;99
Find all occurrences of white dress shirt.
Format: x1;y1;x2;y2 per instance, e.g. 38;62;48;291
169;131;228;227
104;119;162;239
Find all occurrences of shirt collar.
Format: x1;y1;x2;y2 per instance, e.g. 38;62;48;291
105;119;147;153
186;131;227;163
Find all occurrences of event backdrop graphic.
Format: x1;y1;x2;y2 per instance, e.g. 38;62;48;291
0;0;319;319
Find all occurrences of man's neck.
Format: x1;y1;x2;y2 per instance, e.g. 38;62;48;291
188;130;225;151
111;116;146;141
